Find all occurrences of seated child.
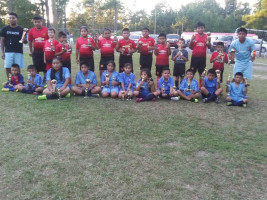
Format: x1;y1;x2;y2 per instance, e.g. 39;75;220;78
134;68;158;102
2;64;24;91
210;41;228;82
226;72;248;107
16;65;43;94
156;67;178;99
72;62;101;96
101;60;120;98
177;69;200;102
38;57;71;100
200;68;222;103
118;63;135;100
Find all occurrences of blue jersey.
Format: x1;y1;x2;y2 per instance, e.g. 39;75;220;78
179;78;199;96
75;71;97;85
136;79;153;96
46;67;70;87
229;38;255;63
229;82;246;102
158;77;174;94
26;73;43;90
119;72;135;90
204;77;218;94
101;70;120;88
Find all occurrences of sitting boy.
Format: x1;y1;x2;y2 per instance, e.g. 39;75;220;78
2;64;24;91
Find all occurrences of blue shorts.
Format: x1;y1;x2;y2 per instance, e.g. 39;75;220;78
102;87;119;94
4;52;25;69
234;61;253;80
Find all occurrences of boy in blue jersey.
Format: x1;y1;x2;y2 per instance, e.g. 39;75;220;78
101;60;120;98
2;63;24;92
200;68;222;103
177;69;200;102
72;62;101;96
156;68;178;99
118;63;135;100
16;65;43;94
228;27;256;80
226;72;248;107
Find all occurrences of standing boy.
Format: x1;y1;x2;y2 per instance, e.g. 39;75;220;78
43;28;58;71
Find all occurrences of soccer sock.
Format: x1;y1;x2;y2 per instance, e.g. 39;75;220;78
142;94;156;101
175;80;179;88
207;93;217;102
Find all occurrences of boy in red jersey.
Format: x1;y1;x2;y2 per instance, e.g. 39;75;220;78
210;42;228;82
154;33;171;84
116;28;136;73
189;21;211;78
28;15;49;80
43;28;58;71
96;28;117;78
76;26;97;71
137;27;155;71
55;31;72;73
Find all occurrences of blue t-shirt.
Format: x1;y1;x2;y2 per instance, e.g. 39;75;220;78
26;73;43;90
229;82;246;101
136;79;153;96
172;48;188;64
119;72;135;90
229;38;255;63
204;77;218;94
101;70;120;88
75;71;97;85
158;77;174;94
179;78;199;96
46;67;70;87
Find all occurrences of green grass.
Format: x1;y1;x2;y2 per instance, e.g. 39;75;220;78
0;51;267;199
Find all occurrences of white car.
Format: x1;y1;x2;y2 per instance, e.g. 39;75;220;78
253;39;267;53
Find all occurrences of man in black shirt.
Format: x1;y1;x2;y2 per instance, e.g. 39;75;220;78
0;12;27;79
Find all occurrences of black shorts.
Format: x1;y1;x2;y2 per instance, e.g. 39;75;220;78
190;57;206;74
99;55;114;70
119;55;133;73
62;60;71;73
80;57;95;72
156;65;169;76
33;51;45;73
173;63;185;77
140;54;153;71
202;93;211;99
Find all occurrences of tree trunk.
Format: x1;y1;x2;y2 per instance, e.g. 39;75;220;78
9;0;13;12
114;3;117;32
45;0;50;27
52;0;58;32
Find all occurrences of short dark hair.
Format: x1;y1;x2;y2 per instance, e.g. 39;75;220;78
106;60;116;68
122;28;130;33
207;68;216;76
237;27;247;34
142;27;150;32
58;31;67;38
27;65;36;70
103;28;111;33
9;12;18;18
162;67;170;73
141;68;152;78
158;33;166;38
235;72;243;77
178;38;185;43
33;15;43;20
186;69;194;74
48;28;56;33
11;63;20;69
216;41;224;47
80;62;90;68
196;21;205;28
123;63;132;68
80;26;89;32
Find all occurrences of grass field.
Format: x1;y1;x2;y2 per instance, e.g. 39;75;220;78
0;51;267;200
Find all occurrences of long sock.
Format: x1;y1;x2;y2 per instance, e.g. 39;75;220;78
207;93;217;102
142;94;155;101
175;80;178;88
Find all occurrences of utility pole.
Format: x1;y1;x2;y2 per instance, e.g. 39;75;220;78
9;0;13;12
154;4;157;34
52;0;58;32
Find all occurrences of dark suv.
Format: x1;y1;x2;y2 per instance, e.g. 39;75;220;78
211;36;233;52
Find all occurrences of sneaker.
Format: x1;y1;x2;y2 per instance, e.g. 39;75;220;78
242;103;247;108
215;98;220;104
65;93;71;98
171;97;179;101
226;101;232;106
203;98;208;103
1;88;9;92
136;98;143;102
38;95;47;100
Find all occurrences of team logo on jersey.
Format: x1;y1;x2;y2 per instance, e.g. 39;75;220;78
35;37;44;41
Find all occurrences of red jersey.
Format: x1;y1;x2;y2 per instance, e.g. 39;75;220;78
210;51;228;70
156;44;169;65
138;37;155;55
43;39;59;61
191;33;207;57
98;38;116;57
118;39;136;56
55;43;71;61
28;26;49;51
76;37;95;58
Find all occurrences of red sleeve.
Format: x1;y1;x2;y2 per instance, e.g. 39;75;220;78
28;29;33;42
151;38;155;46
224;52;228;63
112;39;116;48
98;40;102;48
132;41;136;49
210;52;216;62
54;40;59;46
76;39;80;50
55;44;61;53
90;38;96;48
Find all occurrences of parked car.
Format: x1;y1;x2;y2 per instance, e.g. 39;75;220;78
129;34;141;44
167;34;179;48
210;35;233;52
150;34;159;42
252;39;267;53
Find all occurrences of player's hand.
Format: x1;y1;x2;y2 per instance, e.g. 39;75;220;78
185;88;188;92
148;79;154;86
191;34;196;41
251;56;255;62
112;80;117;86
29;52;32;57
1;53;5;60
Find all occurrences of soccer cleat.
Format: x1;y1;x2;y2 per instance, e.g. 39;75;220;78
242;103;247;108
65;93;71;98
203;98;208;103
171;97;179;101
37;95;47;100
1;88;9;92
136;98;143;102
215;98;220;104
226;101;232;106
